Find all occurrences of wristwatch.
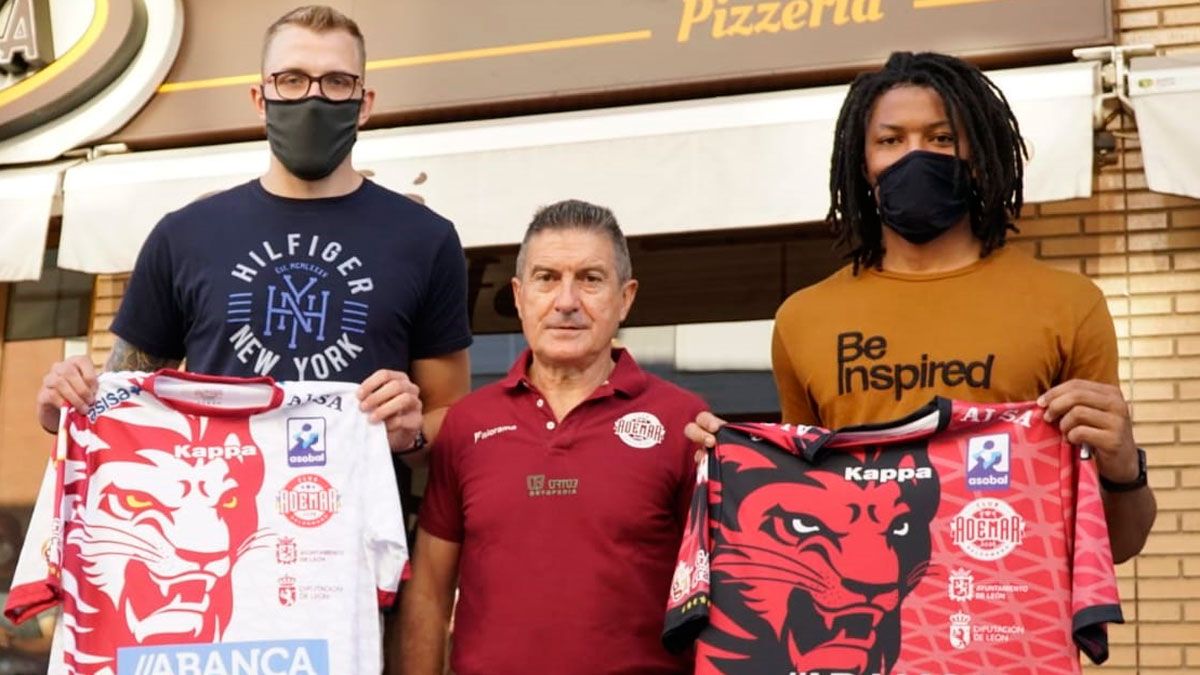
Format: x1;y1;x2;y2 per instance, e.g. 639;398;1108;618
394;430;427;456
1099;447;1147;493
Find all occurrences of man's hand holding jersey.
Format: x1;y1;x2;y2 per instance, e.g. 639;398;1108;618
357;369;424;459
1039;379;1156;563
36;356;100;433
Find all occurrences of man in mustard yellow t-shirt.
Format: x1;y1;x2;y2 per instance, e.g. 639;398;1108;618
689;52;1154;564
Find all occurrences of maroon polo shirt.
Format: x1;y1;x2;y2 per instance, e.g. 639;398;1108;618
421;348;705;675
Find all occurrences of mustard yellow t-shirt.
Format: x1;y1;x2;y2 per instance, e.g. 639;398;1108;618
771;246;1119;428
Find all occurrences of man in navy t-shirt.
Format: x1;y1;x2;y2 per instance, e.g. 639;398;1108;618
36;6;472;465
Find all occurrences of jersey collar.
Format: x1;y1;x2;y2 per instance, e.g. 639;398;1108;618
143;369;285;417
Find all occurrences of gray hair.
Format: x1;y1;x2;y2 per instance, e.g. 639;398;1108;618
515;199;633;282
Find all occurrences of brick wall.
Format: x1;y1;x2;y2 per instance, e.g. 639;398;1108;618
84;1;1200;668
1012;3;1200;670
88;273;128;370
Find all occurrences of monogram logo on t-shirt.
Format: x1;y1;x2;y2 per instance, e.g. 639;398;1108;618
226;235;374;380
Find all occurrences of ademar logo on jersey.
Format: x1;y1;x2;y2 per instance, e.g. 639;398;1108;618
226;234;375;380
277;474;341;528
950;498;1025;561
614;412;666;449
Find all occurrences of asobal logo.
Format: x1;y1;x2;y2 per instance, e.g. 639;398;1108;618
966;433;1011;492
0;0;183;163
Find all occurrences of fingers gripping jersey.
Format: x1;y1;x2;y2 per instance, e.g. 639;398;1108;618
663;398;1122;675
4;371;408;675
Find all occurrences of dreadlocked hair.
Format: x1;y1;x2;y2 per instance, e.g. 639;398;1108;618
826;51;1027;273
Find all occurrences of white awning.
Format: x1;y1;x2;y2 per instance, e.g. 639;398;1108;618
0;161;78;281
1130;54;1200;201
59;61;1098;275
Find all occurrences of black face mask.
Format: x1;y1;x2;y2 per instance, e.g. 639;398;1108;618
875;150;972;245
265;97;361;181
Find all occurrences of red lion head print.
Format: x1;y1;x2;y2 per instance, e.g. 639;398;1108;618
60;403;268;672
705;441;940;675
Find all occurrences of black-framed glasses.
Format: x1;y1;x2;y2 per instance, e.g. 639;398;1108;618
265;70;362;101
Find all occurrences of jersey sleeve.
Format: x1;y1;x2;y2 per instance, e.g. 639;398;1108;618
771;322;820;426
410;226;473;360
363;424;410;610
418;408;466;543
663;451;714;653
109;217;188;361
1065;440;1123;664
1062;291;1120;387
3;459;62;624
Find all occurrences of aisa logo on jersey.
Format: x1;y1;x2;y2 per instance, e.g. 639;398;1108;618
116;638;330;675
287;417;327;468
965;433;1010;491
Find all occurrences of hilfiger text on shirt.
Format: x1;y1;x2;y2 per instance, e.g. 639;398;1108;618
837;332;995;400
225;234;376;380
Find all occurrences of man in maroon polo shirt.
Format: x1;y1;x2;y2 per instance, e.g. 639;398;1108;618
399;199;705;674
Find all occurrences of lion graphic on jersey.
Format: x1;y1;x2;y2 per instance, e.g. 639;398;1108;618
59;396;270;673
704;439;940;675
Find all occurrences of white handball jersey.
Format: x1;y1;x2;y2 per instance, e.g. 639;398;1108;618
4;370;408;675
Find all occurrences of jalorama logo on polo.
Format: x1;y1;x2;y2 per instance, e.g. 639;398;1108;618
949;497;1025;561
276;474;341;528
613;411;666;449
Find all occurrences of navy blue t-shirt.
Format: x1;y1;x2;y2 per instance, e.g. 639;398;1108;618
112;179;472;381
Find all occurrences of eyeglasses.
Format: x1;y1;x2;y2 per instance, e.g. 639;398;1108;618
265;70;362;101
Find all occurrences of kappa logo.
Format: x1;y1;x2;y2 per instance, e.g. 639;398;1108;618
843;465;933;484
474;424;517;443
950;498;1025;562
966;433;1010;491
173;443;258;461
276;475;341;528
613;411;666;449
287;417;327;468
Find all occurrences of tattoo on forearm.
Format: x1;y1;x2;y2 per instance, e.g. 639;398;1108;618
104;338;180;373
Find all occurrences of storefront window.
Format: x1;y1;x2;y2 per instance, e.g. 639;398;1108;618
4;249;94;341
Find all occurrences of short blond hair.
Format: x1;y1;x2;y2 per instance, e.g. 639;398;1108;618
262;5;366;71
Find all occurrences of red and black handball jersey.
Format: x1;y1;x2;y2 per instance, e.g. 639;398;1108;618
663;398;1122;675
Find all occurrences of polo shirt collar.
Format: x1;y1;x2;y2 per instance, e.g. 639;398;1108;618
500;347;648;398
